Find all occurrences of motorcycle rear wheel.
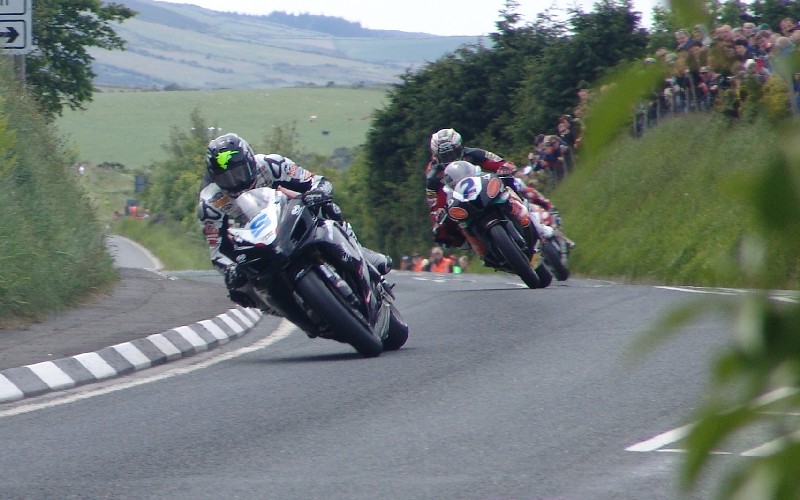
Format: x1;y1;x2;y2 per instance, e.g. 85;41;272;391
296;270;383;357
541;239;570;281
489;224;541;289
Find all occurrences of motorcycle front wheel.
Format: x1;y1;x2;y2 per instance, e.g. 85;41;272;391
382;304;409;351
541;239;570;281
489;224;542;289
296;270;383;358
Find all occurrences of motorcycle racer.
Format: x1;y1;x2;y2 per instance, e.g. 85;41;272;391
520;179;576;250
425;128;554;248
198;133;392;309
425;128;519;247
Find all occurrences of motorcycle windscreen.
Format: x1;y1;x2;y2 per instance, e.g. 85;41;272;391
230;188;282;245
449;176;485;203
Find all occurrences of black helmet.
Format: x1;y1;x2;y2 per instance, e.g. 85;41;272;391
205;133;257;194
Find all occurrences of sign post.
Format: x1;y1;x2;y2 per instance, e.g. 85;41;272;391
0;0;33;55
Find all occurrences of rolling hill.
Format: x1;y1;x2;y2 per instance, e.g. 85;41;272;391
91;0;486;89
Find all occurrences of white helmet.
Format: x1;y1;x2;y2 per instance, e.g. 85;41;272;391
430;128;463;165
442;160;479;188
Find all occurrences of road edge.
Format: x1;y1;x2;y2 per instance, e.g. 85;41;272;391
0;307;263;404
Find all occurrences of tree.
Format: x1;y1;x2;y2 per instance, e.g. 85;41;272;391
26;0;136;118
141;109;209;229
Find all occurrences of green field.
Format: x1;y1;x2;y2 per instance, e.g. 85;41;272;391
57;86;389;170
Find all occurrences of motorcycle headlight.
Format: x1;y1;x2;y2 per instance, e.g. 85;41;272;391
448;206;469;220
487;177;502;198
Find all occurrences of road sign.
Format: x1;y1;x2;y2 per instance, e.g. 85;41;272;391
0;0;32;54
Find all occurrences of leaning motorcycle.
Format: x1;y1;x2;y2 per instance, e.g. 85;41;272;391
528;203;570;282
225;187;408;357
442;161;552;289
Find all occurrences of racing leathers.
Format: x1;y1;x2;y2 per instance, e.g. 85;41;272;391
198;153;391;309
425;146;544;247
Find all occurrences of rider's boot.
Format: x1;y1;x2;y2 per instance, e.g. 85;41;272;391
362;247;393;275
340;219;392;275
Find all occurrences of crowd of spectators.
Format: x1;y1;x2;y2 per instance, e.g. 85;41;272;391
526;113;581;187
399;246;469;274
635;17;800;133
525;17;800;185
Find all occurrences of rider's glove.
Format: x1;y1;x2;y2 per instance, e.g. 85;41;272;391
497;161;517;175
224;264;247;290
435;207;448;225
431;208;447;233
302;188;333;206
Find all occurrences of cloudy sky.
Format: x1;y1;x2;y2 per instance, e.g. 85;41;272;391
157;0;665;37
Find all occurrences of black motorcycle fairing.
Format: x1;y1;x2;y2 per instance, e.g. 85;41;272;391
226;188;398;353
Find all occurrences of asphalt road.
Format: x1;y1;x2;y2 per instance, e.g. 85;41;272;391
0;269;747;499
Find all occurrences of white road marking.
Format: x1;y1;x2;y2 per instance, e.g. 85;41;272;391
740;429;800;457
626;423;694;452
627;387;800;455
657;285;799;304
656;286;738;296
0;320;296;419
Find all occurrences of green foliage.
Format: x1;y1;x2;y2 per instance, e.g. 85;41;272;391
140;108;209;230
759;76;793;124
0;58;116;325
27;0;136;117
716;0;748;27
579;61;666;156
557;113;798;288
0;99;16;179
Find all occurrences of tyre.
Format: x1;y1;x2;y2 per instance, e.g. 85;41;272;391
541;239;570;281
489;224;541;289
295;270;383;357
534;263;553;288
382;304;409;351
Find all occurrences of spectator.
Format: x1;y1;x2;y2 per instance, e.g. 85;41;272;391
779;17;796;38
752;30;773;60
712;24;734;44
696;66;718;110
793;72;800;113
557;115;576;148
399;255;412;270
744;58;770;84
410;253;428;272
453;255;469;274
534;135;566;184
675;29;693;52
557;115;576;172
742;22;757;41
423;246;454;273
733;38;755;63
693;24;713;48
773;36;795;58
